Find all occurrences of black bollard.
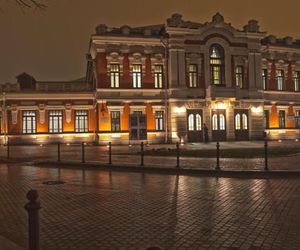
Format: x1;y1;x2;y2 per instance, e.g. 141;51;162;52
108;142;112;165
141;141;144;166
264;140;268;171
81;142;85;163
216;141;220;170
176;142;180;168
57;142;61;162
24;190;41;250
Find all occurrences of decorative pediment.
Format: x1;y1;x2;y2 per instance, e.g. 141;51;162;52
185;101;204;109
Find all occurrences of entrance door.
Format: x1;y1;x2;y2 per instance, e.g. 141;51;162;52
234;109;249;140
129;112;147;140
211;109;226;141
187;110;203;142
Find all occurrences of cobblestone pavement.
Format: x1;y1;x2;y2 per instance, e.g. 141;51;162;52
0;164;300;249
1;141;300;170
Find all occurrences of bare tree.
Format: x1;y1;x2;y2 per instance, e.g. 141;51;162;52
14;0;47;10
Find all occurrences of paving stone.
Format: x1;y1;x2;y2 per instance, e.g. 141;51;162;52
0;164;299;249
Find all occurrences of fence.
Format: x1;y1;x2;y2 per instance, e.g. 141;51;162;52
0;139;281;171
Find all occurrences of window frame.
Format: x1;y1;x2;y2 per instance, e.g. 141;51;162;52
210;45;225;85
188;64;198;88
110;64;120;88
155;111;164;131
22;111;37;134
294;71;300;92
48;110;63;134
262;69;268;90
276;70;284;91
132;64;142;88
278;110;286;129
74;110;88;133
154;65;163;89
295;110;300;128
111;111;121;132
235;66;244;88
264;110;270;129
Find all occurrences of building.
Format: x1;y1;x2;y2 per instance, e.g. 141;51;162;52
2;13;300;145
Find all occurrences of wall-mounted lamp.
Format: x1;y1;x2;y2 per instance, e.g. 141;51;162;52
251;106;263;113
174;106;186;114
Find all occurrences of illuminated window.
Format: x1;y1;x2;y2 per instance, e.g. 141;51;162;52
219;114;225;130
188;114;194;131
296;111;300;128
111;111;121;132
212;114;218;130
49;110;63;133
279;110;285;128
210;45;225;85
195;114;202;131
294;71;300;92
22;111;36;134
262;69;268;90
235;114;241;130
110;64;120;88
133;64;142;88
75;110;88;132
276;70;284;91
154;65;163;88
235;66;244;88
242;114;248;130
188;64;198;87
155;111;164;131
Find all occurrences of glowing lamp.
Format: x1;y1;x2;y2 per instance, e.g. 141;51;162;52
216;102;226;110
174;106;186;114
251;106;263;113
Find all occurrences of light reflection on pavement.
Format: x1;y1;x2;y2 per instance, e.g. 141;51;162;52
0;164;299;249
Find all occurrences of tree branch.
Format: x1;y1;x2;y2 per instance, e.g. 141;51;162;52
14;0;47;10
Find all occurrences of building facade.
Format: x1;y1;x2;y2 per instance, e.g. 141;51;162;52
2;13;300;144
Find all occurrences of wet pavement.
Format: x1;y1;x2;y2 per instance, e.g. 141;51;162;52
0;164;299;249
1;142;300;171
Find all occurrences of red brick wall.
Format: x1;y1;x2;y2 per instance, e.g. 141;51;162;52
96;52;108;88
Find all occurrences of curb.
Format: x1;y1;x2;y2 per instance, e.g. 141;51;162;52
33;161;300;179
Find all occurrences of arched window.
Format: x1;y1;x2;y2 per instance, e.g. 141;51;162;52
235;114;241;130
188;114;194;131
242;114;248;130
195;114;202;131
212;114;218;130
210;45;225;85
219;114;226;130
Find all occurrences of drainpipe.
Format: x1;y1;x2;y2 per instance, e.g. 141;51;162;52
92;58;98;144
161;38;169;144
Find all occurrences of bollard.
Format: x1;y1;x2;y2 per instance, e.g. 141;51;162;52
6;139;10;160
57;142;61;162
141;141;144;166
264;140;268;171
24;190;41;250
81;142;85;163
216;141;220;170
176;142;180;168
108;142;112;165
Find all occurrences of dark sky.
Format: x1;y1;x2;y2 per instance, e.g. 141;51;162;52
1;0;299;83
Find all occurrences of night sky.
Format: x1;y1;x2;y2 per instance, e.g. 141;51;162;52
1;0;299;83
